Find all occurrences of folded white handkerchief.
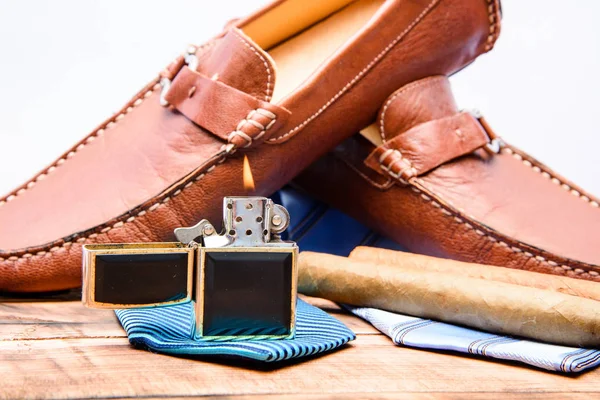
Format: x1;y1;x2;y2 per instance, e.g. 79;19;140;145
346;305;600;373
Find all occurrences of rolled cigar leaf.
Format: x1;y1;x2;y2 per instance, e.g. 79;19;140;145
299;251;600;348
350;246;600;302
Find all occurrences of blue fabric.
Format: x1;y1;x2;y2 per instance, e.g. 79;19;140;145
116;299;355;362
282;188;407;256
278;186;600;373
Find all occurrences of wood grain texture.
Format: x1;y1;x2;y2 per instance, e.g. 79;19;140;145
0;301;124;340
0;296;378;339
160;395;600;400
0;296;598;399
163;396;599;400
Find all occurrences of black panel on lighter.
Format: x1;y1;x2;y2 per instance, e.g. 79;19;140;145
94;253;190;305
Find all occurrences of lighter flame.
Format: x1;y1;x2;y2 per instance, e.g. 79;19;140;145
243;155;255;192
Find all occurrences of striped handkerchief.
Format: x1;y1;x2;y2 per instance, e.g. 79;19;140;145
276;186;600;373
116;299;355;362
346;306;600;373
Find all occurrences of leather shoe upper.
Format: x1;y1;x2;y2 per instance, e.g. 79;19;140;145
0;0;500;292
295;75;600;281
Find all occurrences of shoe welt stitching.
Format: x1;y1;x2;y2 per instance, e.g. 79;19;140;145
484;0;500;52
0;41;219;208
268;0;440;143
404;175;597;276
0;83;161;208
4;91;267;260
3;153;231;261
502;147;600;209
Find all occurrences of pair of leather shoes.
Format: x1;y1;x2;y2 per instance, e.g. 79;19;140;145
7;0;593;293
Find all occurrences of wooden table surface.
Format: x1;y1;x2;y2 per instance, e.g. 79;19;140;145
1;293;598;399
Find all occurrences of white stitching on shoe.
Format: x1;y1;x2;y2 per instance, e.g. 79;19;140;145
4;156;228;261
268;0;439;143
502;147;600;209
232;30;272;102
406;179;598;276
370;159;599;276
0;41;221;208
0;83;161;207
379;77;444;142
484;0;501;52
228;108;277;147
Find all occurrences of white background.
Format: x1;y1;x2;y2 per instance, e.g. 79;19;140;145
0;0;598;196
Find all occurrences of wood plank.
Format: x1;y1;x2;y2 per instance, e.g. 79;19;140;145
149;395;598;400
0;301;125;340
2;296;599;399
0;297;379;340
1;334;598;399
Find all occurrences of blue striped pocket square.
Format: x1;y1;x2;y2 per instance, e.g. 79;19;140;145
116;299;355;362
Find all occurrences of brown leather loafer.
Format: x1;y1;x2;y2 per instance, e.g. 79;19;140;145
0;0;499;292
295;75;600;282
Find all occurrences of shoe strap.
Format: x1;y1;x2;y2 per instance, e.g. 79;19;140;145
365;111;500;182
164;66;290;148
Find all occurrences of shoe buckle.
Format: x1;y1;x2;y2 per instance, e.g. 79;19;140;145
160;46;199;107
468;109;505;154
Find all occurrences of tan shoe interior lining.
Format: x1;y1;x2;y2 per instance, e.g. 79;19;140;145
360;123;384;146
241;0;385;103
242;0;357;50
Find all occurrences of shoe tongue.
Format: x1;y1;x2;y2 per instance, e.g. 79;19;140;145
195;28;275;101
379;76;458;141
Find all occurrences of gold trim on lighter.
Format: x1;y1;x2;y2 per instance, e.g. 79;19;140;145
82;243;195;309
194;246;298;340
82;242;298;340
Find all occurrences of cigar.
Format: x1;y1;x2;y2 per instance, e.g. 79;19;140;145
298;251;600;348
350;247;600;302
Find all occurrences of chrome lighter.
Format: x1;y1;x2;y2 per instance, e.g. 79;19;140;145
82;197;298;340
